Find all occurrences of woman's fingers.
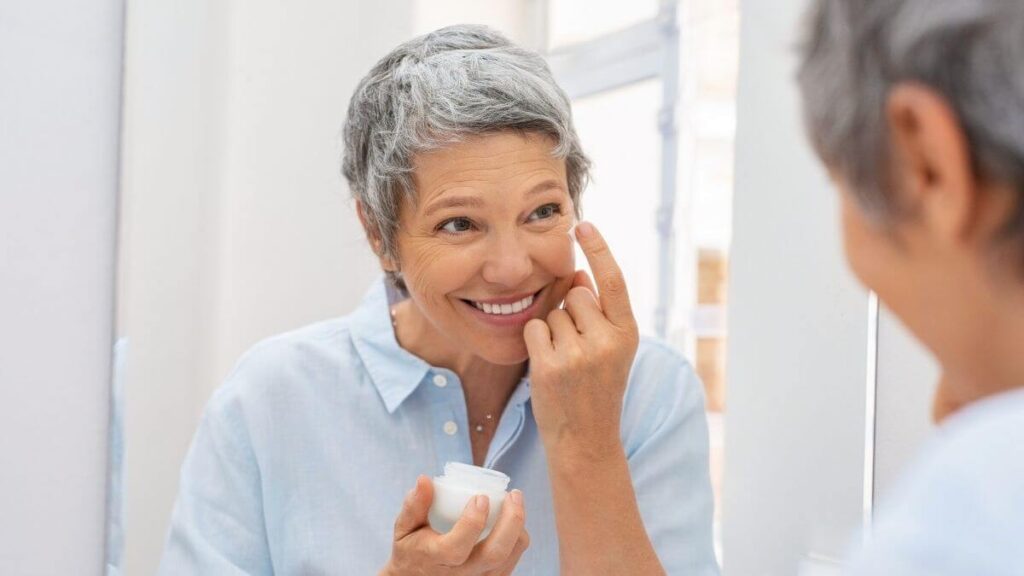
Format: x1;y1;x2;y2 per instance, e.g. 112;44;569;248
562;285;603;334
491;531;530;576
574;222;635;329
523;318;554;361
571;269;599;304
433;495;490;566
545;309;580;349
393;475;433;540
467;490;526;570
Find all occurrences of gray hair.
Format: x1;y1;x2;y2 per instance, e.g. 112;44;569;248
342;24;590;282
798;0;1024;248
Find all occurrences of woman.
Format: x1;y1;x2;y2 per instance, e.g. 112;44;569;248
798;0;1024;573
160;25;717;575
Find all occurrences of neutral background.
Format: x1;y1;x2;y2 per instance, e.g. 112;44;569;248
0;0;123;573
724;0;870;571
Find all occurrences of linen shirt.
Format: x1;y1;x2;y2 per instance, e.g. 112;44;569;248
158;278;719;575
845;387;1024;575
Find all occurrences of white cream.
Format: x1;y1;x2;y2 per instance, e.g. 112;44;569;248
472;294;533;315
428;462;510;541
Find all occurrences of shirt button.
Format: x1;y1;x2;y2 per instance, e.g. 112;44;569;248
443;421;458;436
432;374;448;388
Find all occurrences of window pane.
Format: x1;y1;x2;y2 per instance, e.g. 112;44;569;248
547;0;659;50
571;79;662;337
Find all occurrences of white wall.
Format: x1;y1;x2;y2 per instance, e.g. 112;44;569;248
723;0;872;573
120;2;412;573
873;307;939;499
0;1;123;574
119;1;234;573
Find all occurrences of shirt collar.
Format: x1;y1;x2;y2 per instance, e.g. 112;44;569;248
348;276;535;413
349;277;431;413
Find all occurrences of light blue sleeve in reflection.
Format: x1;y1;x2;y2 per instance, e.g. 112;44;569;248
624;337;721;576
157;379;274;576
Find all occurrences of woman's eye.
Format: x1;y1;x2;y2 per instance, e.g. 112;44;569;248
528;203;562;222
438;217;474;234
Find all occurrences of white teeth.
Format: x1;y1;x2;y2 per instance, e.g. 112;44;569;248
471;294;535;316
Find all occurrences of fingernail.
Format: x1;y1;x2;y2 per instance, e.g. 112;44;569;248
474;494;488;512
576;221;594;238
510;489;523;506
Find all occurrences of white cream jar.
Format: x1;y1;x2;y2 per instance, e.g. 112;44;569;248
428;462;510;541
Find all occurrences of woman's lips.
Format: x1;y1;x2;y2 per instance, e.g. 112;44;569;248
458;287;546;328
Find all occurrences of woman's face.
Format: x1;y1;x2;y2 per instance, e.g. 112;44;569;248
394;131;577;365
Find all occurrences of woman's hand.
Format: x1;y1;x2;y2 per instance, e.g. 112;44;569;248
524;221;640;462
380;475;530;576
522;222;665;574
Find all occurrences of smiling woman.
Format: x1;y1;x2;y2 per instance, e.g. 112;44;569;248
157;24;718;575
389;132;577;368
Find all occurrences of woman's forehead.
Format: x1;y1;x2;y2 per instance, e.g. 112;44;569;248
411;133;567;206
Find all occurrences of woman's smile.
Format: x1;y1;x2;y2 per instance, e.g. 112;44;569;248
456;285;548;329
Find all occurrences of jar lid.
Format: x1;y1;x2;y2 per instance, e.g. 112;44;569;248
436;461;510;492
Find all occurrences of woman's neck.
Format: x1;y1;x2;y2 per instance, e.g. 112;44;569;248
933;273;1024;422
391;298;525;414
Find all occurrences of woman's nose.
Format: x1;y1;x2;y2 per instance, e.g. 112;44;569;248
481;232;533;288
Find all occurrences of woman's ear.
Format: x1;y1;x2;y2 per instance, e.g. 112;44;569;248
355;199;399;272
886;83;976;245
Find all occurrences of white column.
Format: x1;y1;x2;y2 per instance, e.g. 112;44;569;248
723;0;871;573
0;1;124;574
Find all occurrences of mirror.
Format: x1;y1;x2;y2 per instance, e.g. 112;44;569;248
109;1;738;572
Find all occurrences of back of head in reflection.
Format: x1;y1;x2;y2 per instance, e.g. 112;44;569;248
798;0;1024;573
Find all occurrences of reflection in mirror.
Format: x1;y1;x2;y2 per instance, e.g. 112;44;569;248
111;0;738;573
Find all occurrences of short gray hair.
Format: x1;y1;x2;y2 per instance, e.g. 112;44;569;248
342;24;590;277
798;0;1024;246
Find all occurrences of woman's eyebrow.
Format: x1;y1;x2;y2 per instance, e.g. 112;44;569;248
525;179;566;197
423;194;485;216
422;180;565;216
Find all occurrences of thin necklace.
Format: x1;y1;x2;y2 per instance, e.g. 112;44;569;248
391;304;494;434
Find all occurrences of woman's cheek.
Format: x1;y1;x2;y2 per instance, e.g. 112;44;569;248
399;238;464;300
532;228;576;305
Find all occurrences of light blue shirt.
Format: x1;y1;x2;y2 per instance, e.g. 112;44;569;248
845;387;1024;575
158;278;719;575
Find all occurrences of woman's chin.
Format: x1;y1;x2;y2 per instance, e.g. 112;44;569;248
473;340;531;366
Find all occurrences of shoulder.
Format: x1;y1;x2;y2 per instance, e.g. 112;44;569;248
850;391;1024;574
626;336;704;404
206;316;360;418
620;336;707;451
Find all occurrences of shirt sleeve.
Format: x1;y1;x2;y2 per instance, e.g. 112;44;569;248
158;384;274;576
622;341;720;576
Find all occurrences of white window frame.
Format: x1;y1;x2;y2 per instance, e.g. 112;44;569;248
543;0;682;339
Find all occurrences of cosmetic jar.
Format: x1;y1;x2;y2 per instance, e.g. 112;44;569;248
428;462;510;541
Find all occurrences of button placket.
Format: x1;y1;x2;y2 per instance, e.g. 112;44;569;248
427;370;474;466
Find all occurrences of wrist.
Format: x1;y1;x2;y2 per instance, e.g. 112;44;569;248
544;435;626;473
